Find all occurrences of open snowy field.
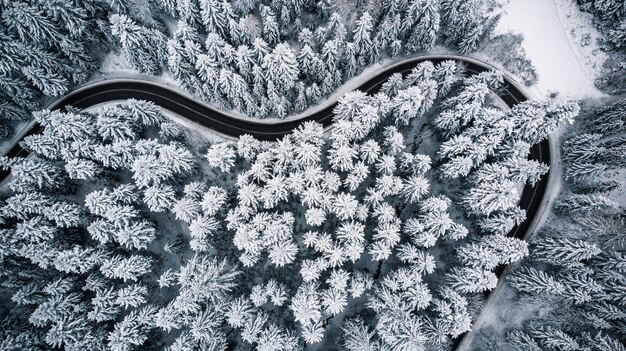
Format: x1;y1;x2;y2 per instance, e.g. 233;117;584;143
494;0;607;99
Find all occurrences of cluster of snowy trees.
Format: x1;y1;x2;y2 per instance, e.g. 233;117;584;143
434;71;579;236
0;0;113;140
110;0;500;118
200;60;486;348
502;210;625;345
577;0;626;94
429;73;579;307
0;100;209;350
504;98;626;349
469;98;625;350
0;0;178;141
0;59;580;349
562;99;626;191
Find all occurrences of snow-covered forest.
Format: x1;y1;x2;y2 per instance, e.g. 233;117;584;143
0;0;112;140
110;0;501;118
1;0;625;350
467;98;626;350
0;60;578;349
0;0;163;141
0;0;503;142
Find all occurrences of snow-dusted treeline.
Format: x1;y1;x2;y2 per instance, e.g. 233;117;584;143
468;98;626;350
0;0;173;142
111;0;500;118
0;1;112;140
0;60;578;350
434;72;579;235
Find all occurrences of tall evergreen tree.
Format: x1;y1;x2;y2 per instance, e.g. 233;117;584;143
262;43;300;93
110;14;166;75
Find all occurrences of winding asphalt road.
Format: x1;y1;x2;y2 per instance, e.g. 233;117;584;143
0;55;549;348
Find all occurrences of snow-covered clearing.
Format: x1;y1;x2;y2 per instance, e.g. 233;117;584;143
495;0;607;99
553;0;608;77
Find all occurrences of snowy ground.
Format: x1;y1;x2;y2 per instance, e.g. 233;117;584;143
553;0;608;76
494;0;607;99
0;120;33;156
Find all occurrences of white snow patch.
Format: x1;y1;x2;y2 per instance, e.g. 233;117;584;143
495;0;606;99
98;50;139;75
553;0;608;77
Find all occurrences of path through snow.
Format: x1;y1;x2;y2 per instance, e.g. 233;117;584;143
495;0;606;99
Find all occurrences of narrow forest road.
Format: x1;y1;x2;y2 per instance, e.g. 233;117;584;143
0;55;551;349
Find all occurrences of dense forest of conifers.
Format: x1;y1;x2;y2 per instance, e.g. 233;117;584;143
0;0;625;350
469;98;626;350
1;0;500;140
0;57;583;349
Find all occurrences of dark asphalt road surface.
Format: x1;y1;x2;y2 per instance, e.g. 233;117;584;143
0;57;549;348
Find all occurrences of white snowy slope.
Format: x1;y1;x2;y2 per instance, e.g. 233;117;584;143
495;0;606;99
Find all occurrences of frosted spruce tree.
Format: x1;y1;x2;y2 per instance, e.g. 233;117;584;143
110;14;167;75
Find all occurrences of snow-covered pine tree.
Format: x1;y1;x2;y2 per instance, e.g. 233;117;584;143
554;193;618;215
507;267;565;295
446;266;498;293
405;0;441;53
205;141;237;172
352;12;374;57
21;66;69;97
457;235;528;270
531;237;601;266
108;305;158;351
100;254;153;282
110;14;166;75
260;5;280;45
7;158;64;193
262;42;300;93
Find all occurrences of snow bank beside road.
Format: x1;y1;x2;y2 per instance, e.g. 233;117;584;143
495;0;606;99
